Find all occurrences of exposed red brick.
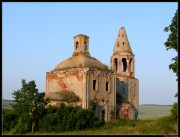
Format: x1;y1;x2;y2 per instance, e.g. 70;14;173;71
58;78;67;90
121;105;133;119
72;51;82;56
47;73;67;90
71;70;83;82
47;73;59;82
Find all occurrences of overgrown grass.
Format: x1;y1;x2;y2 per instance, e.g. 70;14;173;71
10;118;176;135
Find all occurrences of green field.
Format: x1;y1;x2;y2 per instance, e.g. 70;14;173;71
2;99;172;120
138;105;172;120
2;99;15;110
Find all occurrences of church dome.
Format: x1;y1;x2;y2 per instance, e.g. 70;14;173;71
54;53;107;71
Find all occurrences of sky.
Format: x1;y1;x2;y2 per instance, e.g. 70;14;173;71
2;2;178;105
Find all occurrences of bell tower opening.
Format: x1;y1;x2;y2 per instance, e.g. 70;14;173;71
122;58;127;72
75;41;79;49
84;42;87;50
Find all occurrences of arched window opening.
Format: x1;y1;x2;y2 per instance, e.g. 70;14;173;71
106;82;109;91
84;42;87;50
93;80;96;90
114;58;118;72
129;59;132;72
76;41;79;49
122;58;127;72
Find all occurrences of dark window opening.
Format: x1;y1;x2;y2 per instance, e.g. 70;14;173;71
101;109;105;122
122;34;124;37
84;42;87;50
122;58;127;72
76;41;79;49
106;82;108;91
114;58;118;72
123;42;124;45
93;80;96;90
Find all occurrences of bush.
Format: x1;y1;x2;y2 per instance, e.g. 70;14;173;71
10;116;31;134
2;109;18;132
45;106;58;114
156;115;175;134
170;102;178;122
38;103;102;133
38;113;59;132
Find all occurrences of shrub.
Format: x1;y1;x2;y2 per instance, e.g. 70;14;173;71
156;115;175;134
38;103;102;133
170;102;178;122
11;116;31;134
38;113;59;132
2;109;18;132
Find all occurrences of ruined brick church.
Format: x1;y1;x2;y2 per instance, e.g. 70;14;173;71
45;27;139;122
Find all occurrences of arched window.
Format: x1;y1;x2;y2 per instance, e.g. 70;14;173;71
114;58;118;72
84;42;87;50
106;82;109;91
76;41;79;49
93;80;96;90
122;58;127;72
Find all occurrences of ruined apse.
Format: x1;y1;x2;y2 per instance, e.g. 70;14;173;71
45;27;139;121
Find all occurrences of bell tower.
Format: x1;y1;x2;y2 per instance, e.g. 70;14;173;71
110;27;135;77
111;27;139;120
72;34;90;56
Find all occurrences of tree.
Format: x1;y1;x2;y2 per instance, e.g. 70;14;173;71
163;10;178;131
164;9;178;99
11;79;48;133
164;9;178;78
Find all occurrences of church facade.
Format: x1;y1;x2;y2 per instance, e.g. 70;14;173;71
45;27;139;122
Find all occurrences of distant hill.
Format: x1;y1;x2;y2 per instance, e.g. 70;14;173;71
2;99;14;102
2;99;15;110
140;104;172;106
